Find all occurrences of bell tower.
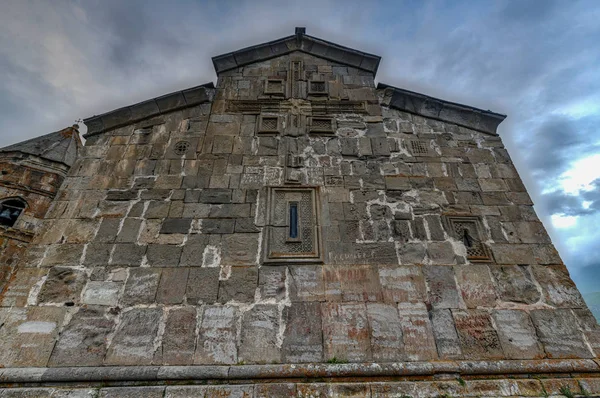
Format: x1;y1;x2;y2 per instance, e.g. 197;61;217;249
0;125;81;293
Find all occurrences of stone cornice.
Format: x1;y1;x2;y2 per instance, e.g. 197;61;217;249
1;359;598;386
212;27;381;75
83;83;216;138
379;83;506;135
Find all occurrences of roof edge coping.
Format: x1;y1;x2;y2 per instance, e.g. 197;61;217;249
378;83;506;136
83;82;216;138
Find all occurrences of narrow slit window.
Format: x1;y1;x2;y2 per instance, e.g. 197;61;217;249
289;202;299;239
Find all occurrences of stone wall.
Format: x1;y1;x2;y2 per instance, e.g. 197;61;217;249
0;157;66;293
0;50;599;396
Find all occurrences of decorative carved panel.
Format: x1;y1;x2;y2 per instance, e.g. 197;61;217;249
257;114;281;134
444;216;493;263
309;116;335;134
264;79;285;96
308;80;328;96
264;187;323;264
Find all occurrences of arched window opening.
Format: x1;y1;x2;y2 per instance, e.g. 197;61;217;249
0;199;26;228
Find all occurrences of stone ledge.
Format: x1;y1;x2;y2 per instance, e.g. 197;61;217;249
1;360;598;385
379;83;506;135
83;83;216;137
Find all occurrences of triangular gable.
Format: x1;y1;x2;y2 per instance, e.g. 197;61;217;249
212;27;381;75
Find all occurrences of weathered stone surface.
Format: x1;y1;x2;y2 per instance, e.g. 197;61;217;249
99;387;165;398
120;268;161;306
322;302;372;362
145;244;182;266
530;308;593;358
155;307;196;365
82;281;122;306
156;268;189;304
254;383;296;398
38;267;86;304
489;264;541;304
105;308;162;365
423;265;461;309
186;267;219;304
492;309;543;359
239;304;280;363
454;264;497;308
430;309;462;359
221;233;258;265
48;307;114;366
0;268;46;306
366;303;404;361
218;266;257;303
282;302;323;363
160;218;192;234
0;307;65;367
531;264;586;308
195;305;238;365
258;266;286;300
288;264;325;301
378;265;426;303
453;310;504;359
397;302;437;361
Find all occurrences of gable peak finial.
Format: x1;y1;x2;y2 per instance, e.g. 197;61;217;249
295;27;306;35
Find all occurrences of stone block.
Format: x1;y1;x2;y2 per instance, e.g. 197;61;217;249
115;218;143;243
322;302;372;362
48;307;114;366
99;387;165;398
82;281;122;306
221;233;258;265
397;242;426;264
146;244;182;267
288;264;325;302
453;309;504;359
155;307;196;365
254;384;297;398
0;268;46;306
179;234;209;267
430;309;462;359
94;218;120;242
530;308;593;358
105;308;162;365
38;267;86;305
259;266;287;300
492;309;543;359
157;268;189;304
454;264;497;308
378;265;426;303
120;268;161;306
186;267;219;304
199;188;232;203
385;176;411;190
218;266;257;303
282;302;323;363
201;218;235;234
426;241;456;264
489;265;541;304
195;305;238;365
490;243;535;263
397;302;438;361
239;304;281;363
531;264;586;308
160;218;192;234
0;307;66;367
423;265;461;309
82;243;112;266
111;243;146;266
366;303;405;361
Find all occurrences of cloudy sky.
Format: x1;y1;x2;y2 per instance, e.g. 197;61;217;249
1;0;599;293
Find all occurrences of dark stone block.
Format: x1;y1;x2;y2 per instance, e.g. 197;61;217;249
186;268;220;304
160;218;192;234
218;266;257;303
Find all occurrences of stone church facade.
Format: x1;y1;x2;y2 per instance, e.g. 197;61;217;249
0;28;599;397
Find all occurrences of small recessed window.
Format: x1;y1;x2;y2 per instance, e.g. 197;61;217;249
308;80;328;96
0;199;26;228
289;202;299;240
264;79;285;95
